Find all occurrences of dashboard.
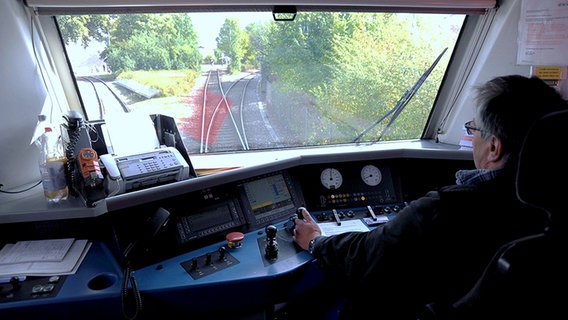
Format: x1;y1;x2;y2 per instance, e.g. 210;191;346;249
109;159;409;269
104;153;472;274
0;149;474;318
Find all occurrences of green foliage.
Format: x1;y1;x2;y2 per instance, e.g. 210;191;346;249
118;70;199;97
56;15;113;47
217;18;246;73
260;12;459;142
242;22;269;69
58;13;202;74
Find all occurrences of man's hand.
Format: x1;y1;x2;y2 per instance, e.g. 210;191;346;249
292;207;322;251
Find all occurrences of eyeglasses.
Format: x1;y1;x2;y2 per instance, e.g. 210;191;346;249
464;120;483;135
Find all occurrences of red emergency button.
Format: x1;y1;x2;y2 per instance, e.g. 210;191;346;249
226;232;244;248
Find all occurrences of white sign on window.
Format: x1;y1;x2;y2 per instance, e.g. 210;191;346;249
517;0;568;66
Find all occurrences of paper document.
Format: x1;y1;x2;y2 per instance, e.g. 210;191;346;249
319;219;370;236
0;238;74;264
104;111;160;156
0;239;91;278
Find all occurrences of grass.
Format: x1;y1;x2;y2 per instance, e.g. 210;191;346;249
118;69;200;97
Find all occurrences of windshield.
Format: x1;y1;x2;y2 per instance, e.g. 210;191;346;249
56;11;465;155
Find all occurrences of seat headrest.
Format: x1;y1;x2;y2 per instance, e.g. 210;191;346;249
516;109;568;213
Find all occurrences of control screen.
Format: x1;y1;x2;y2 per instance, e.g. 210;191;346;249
244;173;295;219
238;171;302;228
175;201;243;244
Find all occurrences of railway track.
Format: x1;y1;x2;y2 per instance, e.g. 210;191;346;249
200;69;274;153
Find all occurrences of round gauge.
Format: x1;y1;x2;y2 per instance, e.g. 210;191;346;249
320;167;343;190
361;164;382;186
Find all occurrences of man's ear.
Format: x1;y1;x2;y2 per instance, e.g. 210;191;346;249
487;135;503;162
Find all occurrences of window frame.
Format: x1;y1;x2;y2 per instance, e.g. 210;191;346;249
30;2;498;169
27;0;497;15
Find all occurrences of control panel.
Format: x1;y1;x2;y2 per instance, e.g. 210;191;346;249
108;162;406;271
181;246;239;280
298;162;401;211
0;276;66;303
312;202;406;227
173;201;406;280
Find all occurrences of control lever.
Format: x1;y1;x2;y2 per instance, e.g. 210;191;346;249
285;206;306;234
265;225;278;260
296;206;305;219
367;205;378;221
332;209;341;226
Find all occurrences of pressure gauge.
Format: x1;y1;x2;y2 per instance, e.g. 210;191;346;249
361;164;382;186
320;167;343;190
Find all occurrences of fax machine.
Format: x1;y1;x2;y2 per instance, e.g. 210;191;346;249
99;147;190;195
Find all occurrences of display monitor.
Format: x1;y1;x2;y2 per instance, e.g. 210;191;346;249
175;200;243;244
238;171;302;228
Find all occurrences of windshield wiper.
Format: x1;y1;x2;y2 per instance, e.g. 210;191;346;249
352;47;448;143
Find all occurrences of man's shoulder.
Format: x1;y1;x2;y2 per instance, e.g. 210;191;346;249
419;185;478;201
439;184;478;194
436;184;481;204
405;185;481;215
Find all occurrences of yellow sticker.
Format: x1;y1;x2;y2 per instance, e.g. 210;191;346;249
534;66;564;80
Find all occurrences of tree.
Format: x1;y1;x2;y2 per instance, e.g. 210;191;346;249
261;12;457;143
58;13;202;74
216;18;246;73
56;15;113;47
242;22;270;70
264;13;341;93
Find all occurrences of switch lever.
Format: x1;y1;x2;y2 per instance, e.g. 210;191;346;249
332;209;341;226
367;205;378;221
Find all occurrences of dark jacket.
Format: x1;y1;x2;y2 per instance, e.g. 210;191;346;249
312;167;548;319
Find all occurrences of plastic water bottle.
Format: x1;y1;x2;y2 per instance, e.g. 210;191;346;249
37;125;69;204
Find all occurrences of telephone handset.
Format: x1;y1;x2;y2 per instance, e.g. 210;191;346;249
99;153;121;180
123;207;171;263
122;207;171;319
99;153;123;197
